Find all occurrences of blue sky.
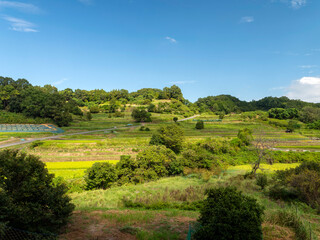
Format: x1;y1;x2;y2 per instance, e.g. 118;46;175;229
1;0;320;102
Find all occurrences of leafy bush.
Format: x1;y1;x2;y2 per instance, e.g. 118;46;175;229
237;128;253;146
89;105;100;113
116;155;137;185
0;150;74;234
269;162;320;209
150;124;184;153
256;173;268;190
30;140;44;149
84;162;118;190
134;146;176;182
195;120;204;129
194;187;264;240
86;111;92;121
131;108;152;122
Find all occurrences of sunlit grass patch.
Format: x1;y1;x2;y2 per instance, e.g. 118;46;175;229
227;163;300;173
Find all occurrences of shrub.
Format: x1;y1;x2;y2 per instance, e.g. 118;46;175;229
194;187;264;240
139;126;145;131
84;162;118;190
86;111;92;121
0;150;74;234
134;145;176;182
89;105;100;113
237;128;253;146
195;120;204;129
256;173;268;190
149;124;184;153
30;140;44;149
116;155;137;185
269;162;320;209
173;117;178;122
131;108;151;122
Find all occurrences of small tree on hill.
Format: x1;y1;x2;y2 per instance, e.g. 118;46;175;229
173;117;178;123
195;120;204;129
251;130;276;175
85;162;118;190
131;108;152;122
150;124;184;153
86;111;92;121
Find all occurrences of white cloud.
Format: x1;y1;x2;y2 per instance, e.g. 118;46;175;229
299;65;317;69
2;16;37;32
0;1;40;13
169;81;196;85
165;36;177;43
286;77;320;102
53;78;68;86
240;16;254;23
291;0;306;9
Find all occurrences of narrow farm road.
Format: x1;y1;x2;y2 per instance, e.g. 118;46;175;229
0;115;200;149
0;125;136;149
177;115;200;122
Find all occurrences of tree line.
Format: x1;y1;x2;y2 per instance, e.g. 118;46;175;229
1;76;320;126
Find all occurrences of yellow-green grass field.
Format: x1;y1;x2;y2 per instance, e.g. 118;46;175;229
46;160;119;179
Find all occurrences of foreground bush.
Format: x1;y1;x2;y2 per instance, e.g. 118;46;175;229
194;187;264;240
0;150;74;234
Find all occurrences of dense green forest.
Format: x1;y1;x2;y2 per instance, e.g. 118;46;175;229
1;76;320;128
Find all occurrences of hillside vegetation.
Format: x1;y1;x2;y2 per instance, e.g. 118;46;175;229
1;76;320;239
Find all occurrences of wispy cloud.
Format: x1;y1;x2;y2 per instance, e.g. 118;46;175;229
0;1;41;14
286;77;320;102
299;65;317;69
271;0;307;9
240;16;254;23
165;36;177;43
2;16;38;32
78;0;94;5
169;81;196;85
291;0;306;9
53;78;68;86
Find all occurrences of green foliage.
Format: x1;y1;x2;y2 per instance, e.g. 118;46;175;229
0;150;74;234
195;120;204;129
173;117;178;122
149;124;184;153
116;155;137;185
84;162;118;190
256;173;268;190
237;128;253;146
89;105;100;113
30;140;44;149
270;162;320;210
134;146;176;182
287;120;301;132
307;120;320;130
268;108;299;120
85;111;92;121
131;108;152;122
194;187;264;240
300;106;320;123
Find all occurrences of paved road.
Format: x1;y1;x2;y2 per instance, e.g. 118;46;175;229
177;115;200;122
0;125;134;149
0;115;200;149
